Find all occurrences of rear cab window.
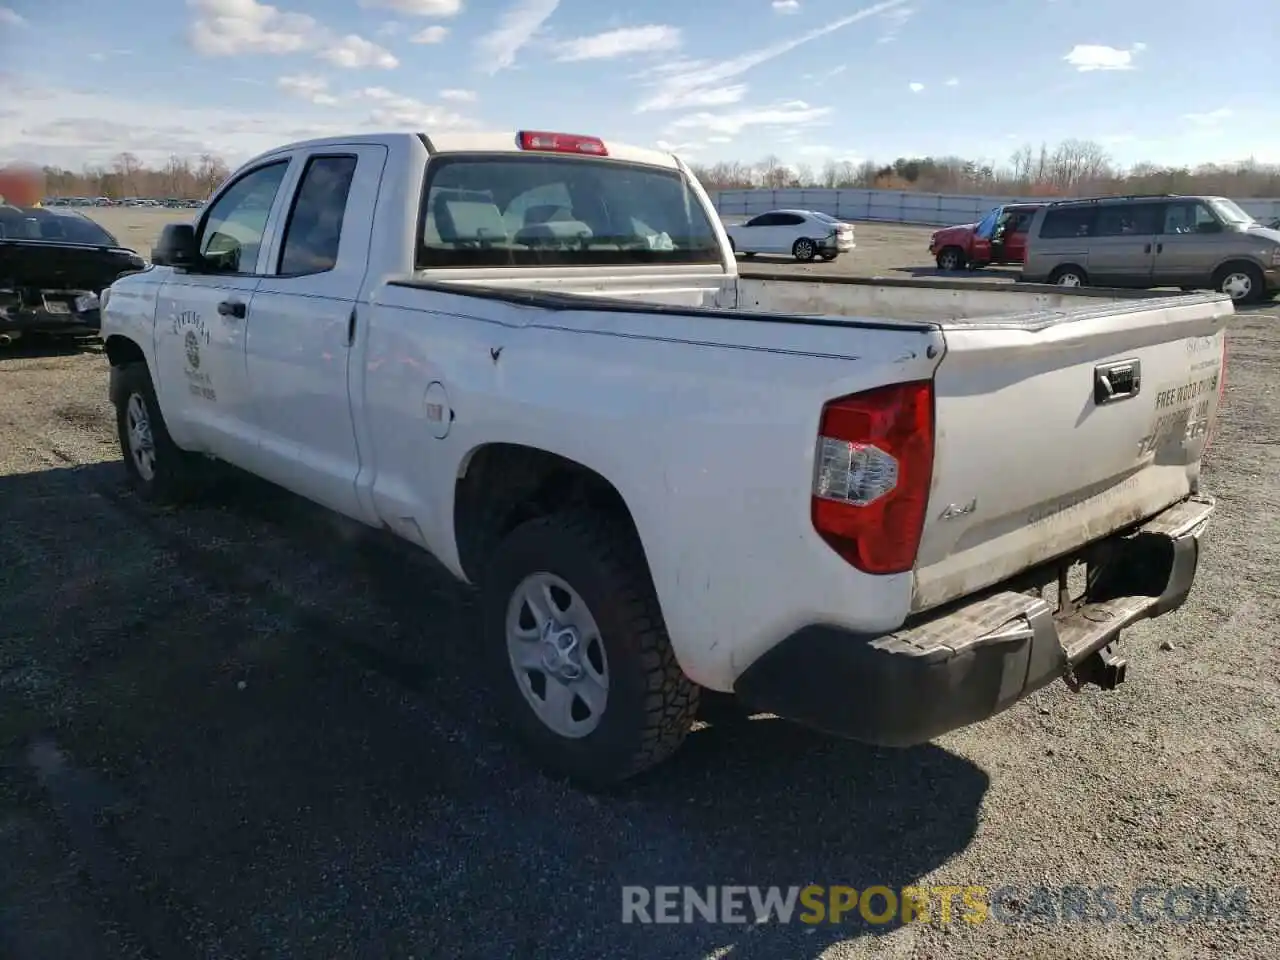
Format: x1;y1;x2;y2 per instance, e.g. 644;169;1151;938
417;155;721;269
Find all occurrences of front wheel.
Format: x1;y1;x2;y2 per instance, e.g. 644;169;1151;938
113;362;205;503
792;238;817;262
1213;262;1265;305
481;510;699;789
935;246;966;272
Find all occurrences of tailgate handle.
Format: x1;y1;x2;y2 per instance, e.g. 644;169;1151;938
1094;359;1142;405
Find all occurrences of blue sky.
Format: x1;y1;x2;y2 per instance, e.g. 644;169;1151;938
1;0;1276;172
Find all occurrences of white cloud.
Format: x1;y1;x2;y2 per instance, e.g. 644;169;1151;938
278;74;338;105
666;99;832;137
877;5;914;43
0;6;25;26
1183;108;1232;127
318;34;399;69
188;1;397;70
476;0;560;74
0;75;482;170
358;0;462;14
635;0;911;112
706;135;733;144
908;81;923;93
410;25;448;43
1063;42;1145;72
772;1;801;13
944;76;959;86
439;88;477;101
555;25;681;62
358;86;475;129
187;0;319;56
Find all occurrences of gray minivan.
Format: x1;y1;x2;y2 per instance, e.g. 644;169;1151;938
1021;194;1280;304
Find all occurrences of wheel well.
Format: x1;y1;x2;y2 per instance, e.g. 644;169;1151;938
1049;263;1087;281
104;334;146;368
453;443;643;584
1212;259;1263;283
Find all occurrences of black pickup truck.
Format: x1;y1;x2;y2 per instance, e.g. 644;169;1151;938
0;204;147;345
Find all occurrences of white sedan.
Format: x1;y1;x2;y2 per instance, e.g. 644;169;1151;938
722;209;856;262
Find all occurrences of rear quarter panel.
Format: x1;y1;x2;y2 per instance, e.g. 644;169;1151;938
358;285;945;689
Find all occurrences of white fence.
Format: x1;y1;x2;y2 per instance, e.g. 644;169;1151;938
713;189;1280;227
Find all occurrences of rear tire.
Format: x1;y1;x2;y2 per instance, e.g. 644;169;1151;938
1212;262;1265;305
1048;265;1088;288
481;509;699;789
113;362;206;504
792;238;817;262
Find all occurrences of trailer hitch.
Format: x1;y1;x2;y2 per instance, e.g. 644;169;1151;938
1064;644;1128;692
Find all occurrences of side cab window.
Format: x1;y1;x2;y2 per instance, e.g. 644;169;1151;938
745;214;777;227
197;160;291;274
277;155;359;276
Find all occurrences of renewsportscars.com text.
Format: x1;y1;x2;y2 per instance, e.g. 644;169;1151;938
621;884;1251;926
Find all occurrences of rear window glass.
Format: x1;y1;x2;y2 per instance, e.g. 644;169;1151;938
417;156;721;269
0;207;118;245
1039;207;1095;239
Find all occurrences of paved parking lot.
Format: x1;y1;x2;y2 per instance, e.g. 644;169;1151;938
1;216;1277;958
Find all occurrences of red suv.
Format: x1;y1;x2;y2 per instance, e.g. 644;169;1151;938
928;202;1045;271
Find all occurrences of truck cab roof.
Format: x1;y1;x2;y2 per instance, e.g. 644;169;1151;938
262;131;682;170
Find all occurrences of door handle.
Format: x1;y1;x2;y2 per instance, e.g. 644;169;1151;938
1144;243;1151;254
1156;242;1164;254
218;299;246;319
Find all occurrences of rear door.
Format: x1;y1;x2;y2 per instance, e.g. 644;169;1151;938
245;144;387;519
773;213;807;253
1085;202;1160;286
912;296;1229;611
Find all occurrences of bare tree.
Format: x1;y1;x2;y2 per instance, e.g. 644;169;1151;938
28;140;1280;203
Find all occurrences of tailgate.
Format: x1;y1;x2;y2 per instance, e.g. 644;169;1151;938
912;294;1230;611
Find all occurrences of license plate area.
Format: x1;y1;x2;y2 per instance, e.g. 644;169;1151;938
42;297;71;315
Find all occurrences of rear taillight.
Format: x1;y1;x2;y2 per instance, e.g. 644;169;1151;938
811;380;935;575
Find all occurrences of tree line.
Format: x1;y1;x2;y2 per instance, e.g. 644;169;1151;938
36;152;233;200
690;139;1280;198
24;138;1280;201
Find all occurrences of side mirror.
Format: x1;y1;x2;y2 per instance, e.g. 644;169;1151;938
151;223;199;268
1197;220;1223;234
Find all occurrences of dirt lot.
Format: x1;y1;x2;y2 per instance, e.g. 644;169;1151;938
1;212;1278;959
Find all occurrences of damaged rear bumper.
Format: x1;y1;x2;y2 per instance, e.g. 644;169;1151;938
733;494;1214;747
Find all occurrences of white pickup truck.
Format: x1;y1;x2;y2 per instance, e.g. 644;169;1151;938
100;130;1229;788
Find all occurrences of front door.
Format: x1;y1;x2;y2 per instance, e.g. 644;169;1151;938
969;207;1002;264
1084;202;1160;286
244;145;387;521
151;159;293;461
1001;210;1037;263
1152;199;1224;288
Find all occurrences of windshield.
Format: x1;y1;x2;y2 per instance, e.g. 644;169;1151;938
418;156;721;268
974;206;1001;240
0;206;119;245
1207;197;1254;225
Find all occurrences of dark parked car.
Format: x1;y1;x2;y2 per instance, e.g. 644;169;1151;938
0;204;146;345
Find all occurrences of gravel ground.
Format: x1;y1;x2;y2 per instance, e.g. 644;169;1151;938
0;218;1277;959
